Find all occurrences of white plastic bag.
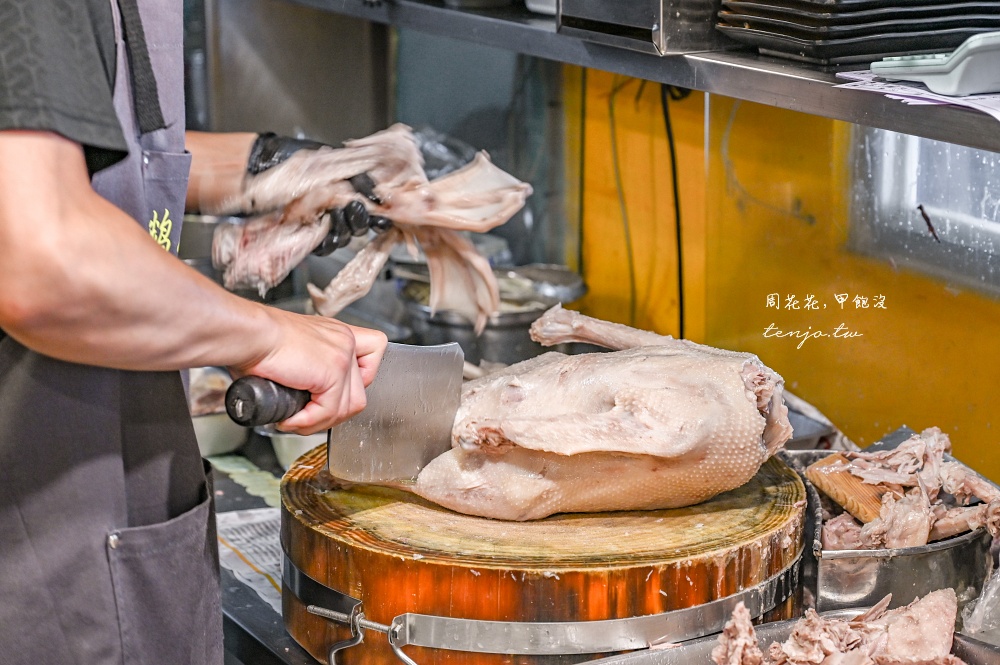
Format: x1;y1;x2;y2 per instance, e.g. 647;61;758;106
964;562;1000;644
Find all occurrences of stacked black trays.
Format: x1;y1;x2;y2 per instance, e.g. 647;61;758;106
716;0;1000;64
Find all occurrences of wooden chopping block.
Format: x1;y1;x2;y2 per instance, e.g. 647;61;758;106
282;446;807;665
805;453;885;523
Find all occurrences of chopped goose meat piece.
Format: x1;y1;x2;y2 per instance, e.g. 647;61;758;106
939;462;1000;506
826;495;997;550
825;428;952;500
306;228;402;317
878;486;934;549
712;603;765;665
818;428;1000;548
822;513;865;550
718;590;967;665
768;609;873;665
868;589;960;663
218;124;428;215
212;210;329;298
928;502;999;542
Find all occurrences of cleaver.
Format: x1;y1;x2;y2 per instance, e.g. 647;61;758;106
225;342;464;482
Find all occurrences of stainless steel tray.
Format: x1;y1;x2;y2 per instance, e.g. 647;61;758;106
583;612;1000;664
586;430;1000;664
559;0;737;55
816;526;991;613
782;439;994;614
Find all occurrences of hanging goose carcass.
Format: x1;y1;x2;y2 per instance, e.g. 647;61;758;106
211;124;532;332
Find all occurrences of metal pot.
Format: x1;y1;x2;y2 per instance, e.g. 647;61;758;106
399;265;590;365
270;296;413;343
403;298;552;365
584;611;1000;665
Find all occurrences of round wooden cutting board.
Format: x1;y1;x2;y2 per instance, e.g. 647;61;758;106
281;446;806;665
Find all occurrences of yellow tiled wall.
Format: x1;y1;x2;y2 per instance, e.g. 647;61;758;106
567;68;707;340
567;67;1000;480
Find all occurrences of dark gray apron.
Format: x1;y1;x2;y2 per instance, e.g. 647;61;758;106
0;1;222;663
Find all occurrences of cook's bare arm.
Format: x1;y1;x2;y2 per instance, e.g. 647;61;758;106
0;131;386;434
185;131;392;259
185;130;257;214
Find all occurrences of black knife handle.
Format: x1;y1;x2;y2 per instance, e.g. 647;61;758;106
225;376;310;427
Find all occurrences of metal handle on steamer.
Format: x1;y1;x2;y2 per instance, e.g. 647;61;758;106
225;376;310;427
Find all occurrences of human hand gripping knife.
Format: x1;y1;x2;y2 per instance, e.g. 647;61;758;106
225;342;468;665
224;342;465;483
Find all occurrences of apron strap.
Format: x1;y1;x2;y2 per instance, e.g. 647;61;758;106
116;0;166;135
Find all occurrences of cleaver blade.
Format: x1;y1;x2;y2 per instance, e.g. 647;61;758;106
326;341;464;483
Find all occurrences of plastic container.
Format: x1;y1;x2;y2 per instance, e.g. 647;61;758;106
256;427;325;470
192;413;248;457
189;366;248;457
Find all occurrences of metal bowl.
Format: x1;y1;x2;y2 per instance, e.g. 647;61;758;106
399;264;589;365
499;264;586;304
403;296;551;365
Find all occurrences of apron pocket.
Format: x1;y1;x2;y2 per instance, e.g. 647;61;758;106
142;150;192;256
106;473;222;665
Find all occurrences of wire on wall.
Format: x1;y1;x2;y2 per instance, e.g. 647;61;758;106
660;84;691;339
577;68;588;277
609;75;639;326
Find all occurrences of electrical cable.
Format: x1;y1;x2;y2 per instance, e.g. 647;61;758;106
577;68;588;277
609;76;639;326
660;84;690;339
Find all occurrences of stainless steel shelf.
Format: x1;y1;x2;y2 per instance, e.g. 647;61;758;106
287;0;1000;153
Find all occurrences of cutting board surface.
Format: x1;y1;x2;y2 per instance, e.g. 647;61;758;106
281;445;806;664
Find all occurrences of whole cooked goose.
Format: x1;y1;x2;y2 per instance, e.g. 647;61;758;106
408;305;794;520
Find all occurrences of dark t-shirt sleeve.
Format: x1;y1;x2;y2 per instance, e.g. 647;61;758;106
0;0;127;174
